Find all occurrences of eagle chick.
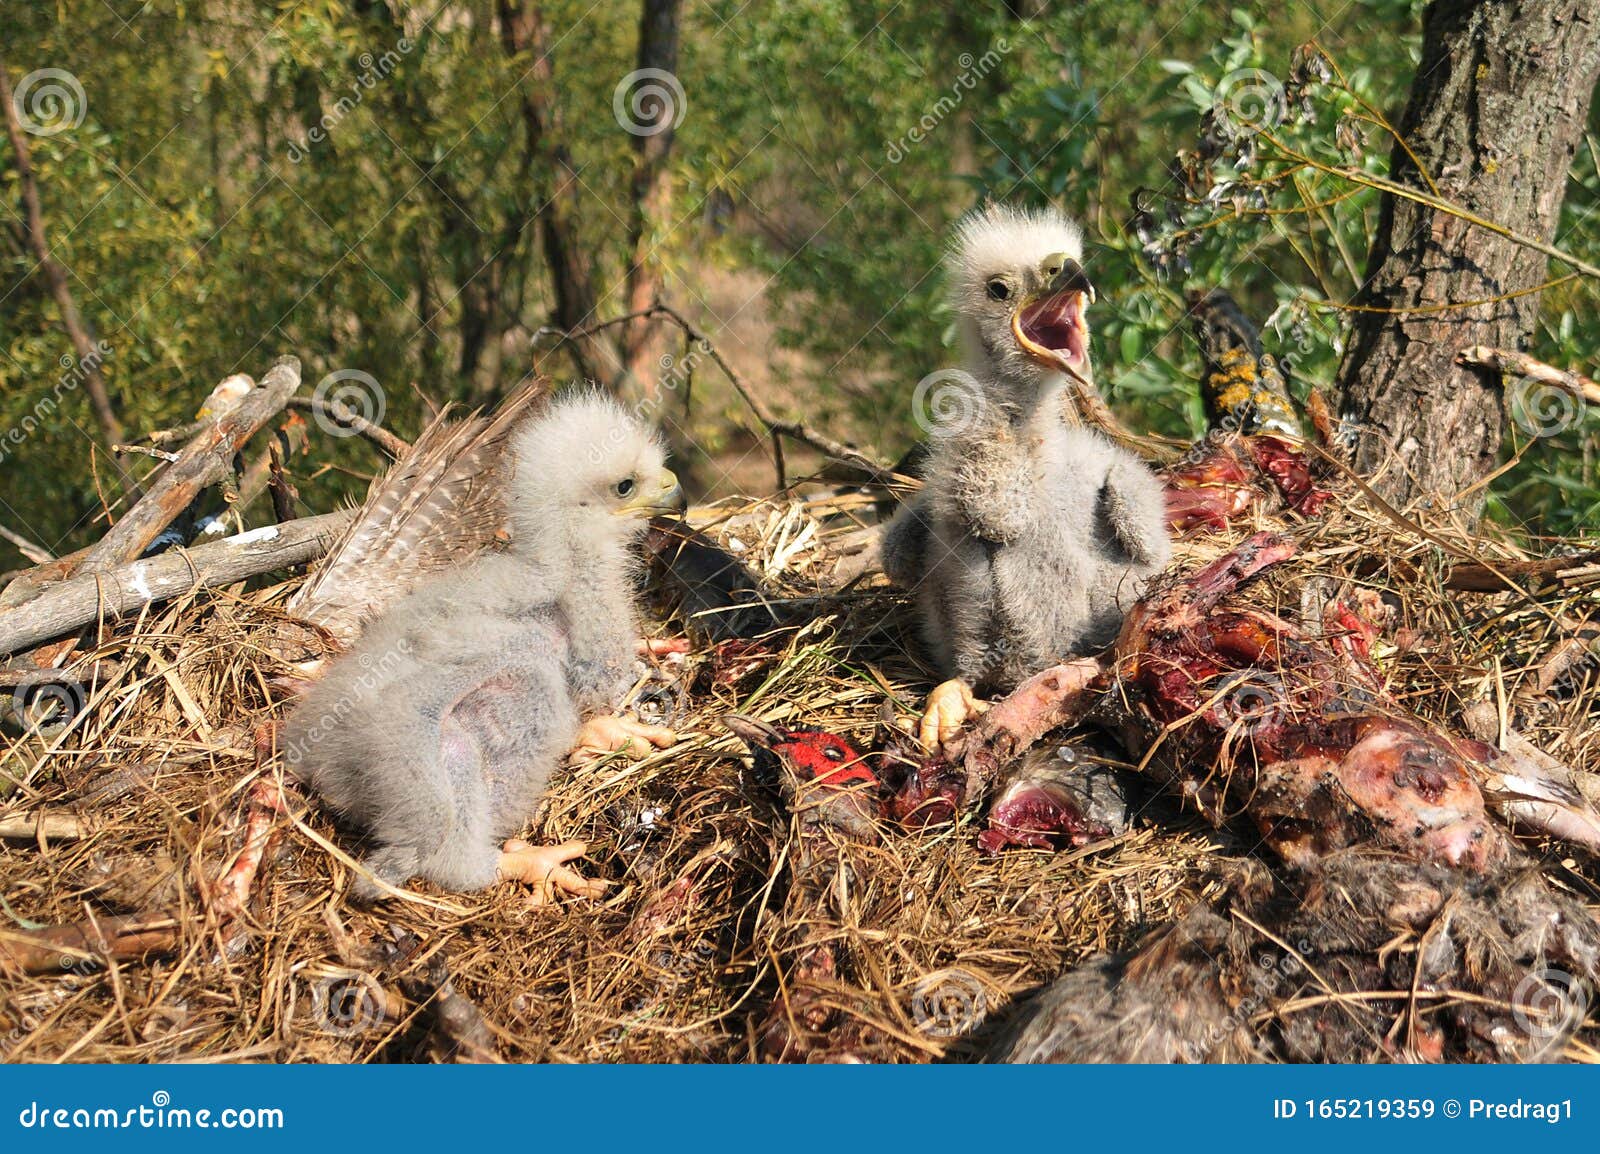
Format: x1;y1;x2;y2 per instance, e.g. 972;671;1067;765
283;393;684;901
882;205;1171;745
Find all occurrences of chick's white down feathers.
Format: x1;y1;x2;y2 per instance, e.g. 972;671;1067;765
882;204;1171;690
282;393;670;896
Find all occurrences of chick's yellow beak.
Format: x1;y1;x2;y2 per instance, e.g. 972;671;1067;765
1011;257;1095;384
617;468;686;517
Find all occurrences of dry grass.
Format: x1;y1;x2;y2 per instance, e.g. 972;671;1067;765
2;473;1597;1063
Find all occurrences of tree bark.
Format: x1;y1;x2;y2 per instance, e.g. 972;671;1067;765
497;1;622;385
622;0;684;397
1334;0;1600;513
0;508;354;658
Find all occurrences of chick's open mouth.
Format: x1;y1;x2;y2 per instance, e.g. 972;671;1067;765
1013;290;1088;371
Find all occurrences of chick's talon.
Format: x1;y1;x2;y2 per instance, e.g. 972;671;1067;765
498;839;608;905
919;678;989;751
570;714;679;764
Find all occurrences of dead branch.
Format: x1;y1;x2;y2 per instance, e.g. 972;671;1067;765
0;509;354;657
0;811;87;842
76;357;303;574
285;395;411;457
1442;550;1600;593
0;913;180;977
0;523;53;565
1457;345;1600;407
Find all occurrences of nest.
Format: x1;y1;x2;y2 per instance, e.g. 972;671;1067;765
2;474;1597;1063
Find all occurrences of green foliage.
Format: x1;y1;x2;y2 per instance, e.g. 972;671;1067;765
1;0;1595;561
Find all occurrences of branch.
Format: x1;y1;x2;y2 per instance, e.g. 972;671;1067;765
76;357;303;574
0;912;179;977
545;303;898;488
285;395;411;457
1456;345;1600;407
0;509;354;658
0;56;137;497
1262;135;1600;281
0;523;53;565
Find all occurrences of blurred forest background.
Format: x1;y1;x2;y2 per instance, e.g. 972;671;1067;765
3;0;1598;564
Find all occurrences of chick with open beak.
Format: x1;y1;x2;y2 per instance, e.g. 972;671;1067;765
880;204;1172;751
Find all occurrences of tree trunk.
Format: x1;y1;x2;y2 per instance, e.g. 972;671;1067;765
497;1;622;386
1334;0;1600;513
622;0;684;398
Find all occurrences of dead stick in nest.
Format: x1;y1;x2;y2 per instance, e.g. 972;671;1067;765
0;509;355;658
0;812;87;842
75;357;304;575
1457;346;1600;407
1442;551;1600;593
0;914;180;977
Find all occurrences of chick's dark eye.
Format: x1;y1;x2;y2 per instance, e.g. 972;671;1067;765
615;478;635;498
986;279;1010;301
822;745;845;761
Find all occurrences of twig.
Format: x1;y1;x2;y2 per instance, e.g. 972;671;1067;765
1261;134;1600;281
0;523;53;565
76;357;303;574
1456;345;1600;407
285;395;412;458
542;304;898;487
112;444;181;463
0;509;355;657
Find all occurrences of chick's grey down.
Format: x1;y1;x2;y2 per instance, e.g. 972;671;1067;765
282;394;683;896
881;205;1171;691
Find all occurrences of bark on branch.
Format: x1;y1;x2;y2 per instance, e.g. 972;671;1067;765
0;509;354;658
76;357;303;574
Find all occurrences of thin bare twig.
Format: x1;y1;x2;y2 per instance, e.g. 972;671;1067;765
538;303;899;488
285;396;411;458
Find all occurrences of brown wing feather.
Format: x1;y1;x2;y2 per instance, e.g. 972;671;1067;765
286;378;547;647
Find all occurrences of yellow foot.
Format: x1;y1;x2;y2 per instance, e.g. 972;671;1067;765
570;714;678;765
498;839;608;905
919;678;989;752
